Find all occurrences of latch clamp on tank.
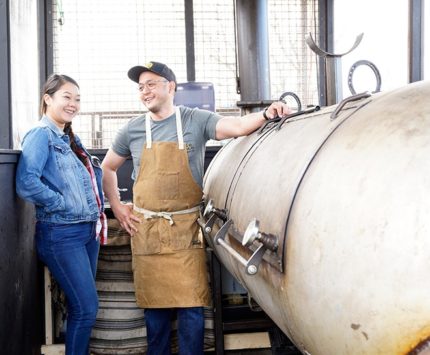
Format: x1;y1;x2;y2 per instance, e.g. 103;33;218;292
198;199;228;234
198;199;278;276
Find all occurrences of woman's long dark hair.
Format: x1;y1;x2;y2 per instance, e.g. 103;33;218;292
41;74;85;163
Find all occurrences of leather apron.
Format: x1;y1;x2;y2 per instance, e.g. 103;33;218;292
131;107;210;308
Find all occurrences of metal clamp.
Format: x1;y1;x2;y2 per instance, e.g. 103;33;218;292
203;199;228;221
199;200;275;276
242;219;278;252
214;219;267;275
197;213;218;234
213;218;278;276
198;199;228;236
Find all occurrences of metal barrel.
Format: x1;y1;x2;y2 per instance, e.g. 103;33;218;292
201;81;430;355
90;226;147;355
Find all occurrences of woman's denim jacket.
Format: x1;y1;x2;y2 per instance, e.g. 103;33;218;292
16;116;104;224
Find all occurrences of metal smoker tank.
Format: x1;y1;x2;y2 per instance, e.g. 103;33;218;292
200;81;430;355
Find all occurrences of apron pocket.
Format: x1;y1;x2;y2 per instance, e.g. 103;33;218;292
135;173;179;203
157;172;179;200
169;212;202;251
131;217;161;255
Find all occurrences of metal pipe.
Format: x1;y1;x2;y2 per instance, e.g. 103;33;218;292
408;0;424;82
235;0;270;113
0;0;12;149
184;0;196;82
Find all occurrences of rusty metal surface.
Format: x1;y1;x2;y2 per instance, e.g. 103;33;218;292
202;81;430;354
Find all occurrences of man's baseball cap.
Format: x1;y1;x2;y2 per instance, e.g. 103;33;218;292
127;61;177;84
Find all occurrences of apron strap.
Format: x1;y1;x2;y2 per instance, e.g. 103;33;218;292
145;106;184;149
175;106;184;150
133;204;200;225
145;113;152;149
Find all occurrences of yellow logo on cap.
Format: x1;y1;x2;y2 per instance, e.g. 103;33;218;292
145;62;154;69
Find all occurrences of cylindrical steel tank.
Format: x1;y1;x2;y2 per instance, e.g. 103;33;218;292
200;81;430;355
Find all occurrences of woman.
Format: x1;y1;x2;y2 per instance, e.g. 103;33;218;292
16;74;107;355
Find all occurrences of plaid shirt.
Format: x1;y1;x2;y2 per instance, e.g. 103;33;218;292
76;148;108;245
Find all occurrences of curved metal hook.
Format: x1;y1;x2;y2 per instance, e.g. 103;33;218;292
305;32;364;58
348;60;382;95
279;91;302;112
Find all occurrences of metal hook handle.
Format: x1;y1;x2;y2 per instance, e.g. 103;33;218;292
330;91;371;120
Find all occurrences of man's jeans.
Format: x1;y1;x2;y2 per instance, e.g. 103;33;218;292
36;221;99;355
145;307;204;355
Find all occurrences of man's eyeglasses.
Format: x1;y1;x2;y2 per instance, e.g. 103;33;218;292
138;80;168;92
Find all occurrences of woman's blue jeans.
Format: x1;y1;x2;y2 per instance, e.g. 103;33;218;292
145;307;204;355
36;221;99;355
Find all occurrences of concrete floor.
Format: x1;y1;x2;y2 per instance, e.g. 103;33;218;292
205;350;271;354
205;348;302;354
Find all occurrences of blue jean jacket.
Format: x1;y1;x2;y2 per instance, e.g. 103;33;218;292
16;116;104;224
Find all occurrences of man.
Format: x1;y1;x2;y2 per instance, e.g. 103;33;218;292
101;61;291;355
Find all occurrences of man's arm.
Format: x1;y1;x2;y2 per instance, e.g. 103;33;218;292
215;101;291;140
101;149;139;235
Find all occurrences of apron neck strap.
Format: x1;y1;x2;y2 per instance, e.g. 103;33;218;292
175;106;184;150
145;106;184;150
145;113;152;149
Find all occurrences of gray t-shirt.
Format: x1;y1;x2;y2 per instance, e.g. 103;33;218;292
111;105;222;187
